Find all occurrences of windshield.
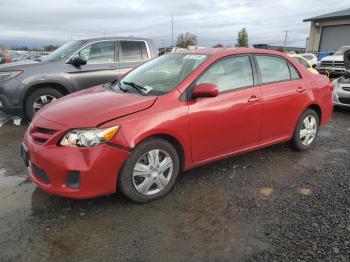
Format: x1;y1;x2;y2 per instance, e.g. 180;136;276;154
334;46;350;55
115;53;209;95
43;40;84;62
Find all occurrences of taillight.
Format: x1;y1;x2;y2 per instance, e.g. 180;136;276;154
328;82;335;92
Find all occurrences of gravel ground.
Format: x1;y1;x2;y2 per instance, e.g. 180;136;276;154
0;109;349;262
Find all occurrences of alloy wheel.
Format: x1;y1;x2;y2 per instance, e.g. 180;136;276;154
33;95;57;112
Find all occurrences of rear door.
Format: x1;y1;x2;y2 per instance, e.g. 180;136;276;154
188;55;262;163
117;40;151;79
254;55;309;143
69;40;119;91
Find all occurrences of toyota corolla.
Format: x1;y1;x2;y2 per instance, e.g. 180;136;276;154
22;48;333;202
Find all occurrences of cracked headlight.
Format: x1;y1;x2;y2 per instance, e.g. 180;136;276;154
59;126;119;147
0;71;23;81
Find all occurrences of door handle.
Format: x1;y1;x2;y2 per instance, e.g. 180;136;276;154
248;95;261;102
297;87;305;93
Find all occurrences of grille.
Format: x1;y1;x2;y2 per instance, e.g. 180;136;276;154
338;97;350;105
320;61;345;68
334;61;344;68
30;126;57;144
321;61;333;67
30;162;50;184
37;127;56;135
342;86;350;92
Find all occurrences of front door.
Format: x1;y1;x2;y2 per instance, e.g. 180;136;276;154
69;40;119;91
188;55;262;163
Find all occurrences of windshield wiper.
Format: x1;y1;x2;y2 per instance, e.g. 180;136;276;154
122;81;147;95
109;79;127;92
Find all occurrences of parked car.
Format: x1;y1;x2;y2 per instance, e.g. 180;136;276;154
0;37;156;119
332;49;350;108
22;48;333;202
288;54;319;74
317;46;350;76
0;54;5;64
301;53;318;67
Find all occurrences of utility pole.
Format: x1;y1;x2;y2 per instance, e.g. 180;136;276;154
171;16;174;47
283;30;289;52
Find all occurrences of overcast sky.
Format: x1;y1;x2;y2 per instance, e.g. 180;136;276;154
0;0;348;48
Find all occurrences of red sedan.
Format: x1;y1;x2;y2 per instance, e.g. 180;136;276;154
22;48;333;202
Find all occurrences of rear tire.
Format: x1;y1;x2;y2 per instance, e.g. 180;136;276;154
292;109;319;151
24;88;64;120
118;138;179;203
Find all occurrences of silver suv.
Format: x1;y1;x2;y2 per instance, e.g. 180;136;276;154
0;37;156;119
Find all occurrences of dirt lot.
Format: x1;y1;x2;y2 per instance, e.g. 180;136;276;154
0;109;349;262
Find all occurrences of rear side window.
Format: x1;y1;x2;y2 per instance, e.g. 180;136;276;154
197;55;254;92
255;55;293;84
292;56;311;68
289;63;301;79
120;41;149;61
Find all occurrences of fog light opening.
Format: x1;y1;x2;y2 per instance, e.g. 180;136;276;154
66;171;80;189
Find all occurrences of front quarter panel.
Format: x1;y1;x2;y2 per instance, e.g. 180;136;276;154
100;90;192;170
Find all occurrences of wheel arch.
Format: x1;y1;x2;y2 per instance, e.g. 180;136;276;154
135;133;186;172
306;103;322;123
22;82;71;107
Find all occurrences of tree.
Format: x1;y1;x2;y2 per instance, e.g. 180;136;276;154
213;43;224;48
237;28;249;48
43;44;60;52
176;33;198;49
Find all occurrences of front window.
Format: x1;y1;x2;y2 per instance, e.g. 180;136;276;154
43;40;83;62
334;46;350;55
115;53;208;95
78;41;115;64
196;56;254;92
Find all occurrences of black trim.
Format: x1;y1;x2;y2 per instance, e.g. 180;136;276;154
105;141;131;152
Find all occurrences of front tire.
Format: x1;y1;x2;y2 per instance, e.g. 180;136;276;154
292;109;319;151
118;138;179;203
24;88;63;120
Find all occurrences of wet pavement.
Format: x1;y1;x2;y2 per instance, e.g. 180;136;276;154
0;110;349;261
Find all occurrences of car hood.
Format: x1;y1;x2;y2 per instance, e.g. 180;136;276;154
321;55;343;62
37;86;157;128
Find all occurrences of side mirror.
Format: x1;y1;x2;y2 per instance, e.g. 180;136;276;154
192;83;219;99
70;56;87;67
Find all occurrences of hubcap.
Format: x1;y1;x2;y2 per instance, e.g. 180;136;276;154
33;95;57;112
300;115;317;146
132;149;173;196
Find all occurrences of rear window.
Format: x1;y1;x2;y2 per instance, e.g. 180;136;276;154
120;41;149;61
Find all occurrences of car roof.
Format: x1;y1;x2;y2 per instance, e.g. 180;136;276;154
175;48;291;59
76;37;153;43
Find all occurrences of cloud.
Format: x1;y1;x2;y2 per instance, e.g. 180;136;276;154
0;0;349;48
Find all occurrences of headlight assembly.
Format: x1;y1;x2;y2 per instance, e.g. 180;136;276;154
59;126;119;147
0;71;23;81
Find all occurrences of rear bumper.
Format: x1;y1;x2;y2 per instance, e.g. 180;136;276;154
24;129;130;199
